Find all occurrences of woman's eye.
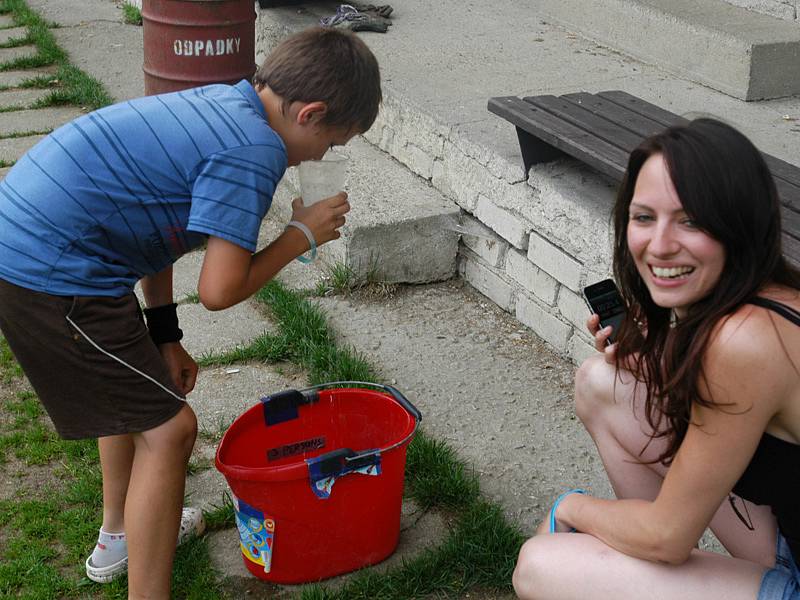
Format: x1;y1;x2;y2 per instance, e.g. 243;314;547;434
681;219;699;229
631;213;652;223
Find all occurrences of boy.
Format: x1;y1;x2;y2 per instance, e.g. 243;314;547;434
0;27;381;599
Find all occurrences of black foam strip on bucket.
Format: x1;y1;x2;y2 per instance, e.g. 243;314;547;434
261;390;305;426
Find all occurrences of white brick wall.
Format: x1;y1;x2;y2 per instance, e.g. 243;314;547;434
506;249;558;305
568;334;597;366
557;286;590;331
475;195;530;249
460;216;508;268
528;232;583;292
461;255;515;312
515;291;572;352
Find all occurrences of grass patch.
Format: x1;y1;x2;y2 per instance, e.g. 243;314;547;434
121;2;142;26
179;290;201;305
311;259;395;299
0;158;14;168
0;0;112;109
200;280;377;385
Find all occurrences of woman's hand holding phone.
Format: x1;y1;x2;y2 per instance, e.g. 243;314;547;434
586;313;617;364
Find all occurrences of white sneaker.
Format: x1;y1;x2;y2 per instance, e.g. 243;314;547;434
85;507;207;583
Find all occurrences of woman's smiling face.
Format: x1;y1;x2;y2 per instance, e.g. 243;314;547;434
627;154;726;318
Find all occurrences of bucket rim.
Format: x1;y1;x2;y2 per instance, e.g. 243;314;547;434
215;384;420;483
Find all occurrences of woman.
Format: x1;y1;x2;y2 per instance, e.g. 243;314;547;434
513;118;800;599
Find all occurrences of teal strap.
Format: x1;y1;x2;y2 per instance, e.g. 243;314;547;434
287;220;317;264
548;489;586;533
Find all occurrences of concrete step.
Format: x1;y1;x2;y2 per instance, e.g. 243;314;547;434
0;66;57;87
0;133;44;163
0;105;85;137
270;136;461;285
540;0;800;101
0;27;27;45
0;87;51;109
0;44;37;65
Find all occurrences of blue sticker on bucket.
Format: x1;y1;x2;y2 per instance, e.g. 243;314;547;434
306;451;382;499
232;495;275;573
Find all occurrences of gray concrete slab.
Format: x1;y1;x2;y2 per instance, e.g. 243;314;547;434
0;105;84;136
0;27;27;45
0;133;44;162
0;16;14;29
542;0;800;100
0;167;9;180
256;0;800;169
272;137;461;284
50;20;144;101
0;66;56;87
186;364;307;432
0;87;51;109
26;0;124;26
0;44;37;64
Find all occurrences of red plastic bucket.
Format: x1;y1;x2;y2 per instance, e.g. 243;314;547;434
215;382;421;583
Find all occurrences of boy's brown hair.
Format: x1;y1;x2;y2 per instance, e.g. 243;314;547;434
254;27;382;134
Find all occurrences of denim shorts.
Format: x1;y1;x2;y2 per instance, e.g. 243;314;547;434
759;533;800;600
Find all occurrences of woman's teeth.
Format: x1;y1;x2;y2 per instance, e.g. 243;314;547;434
651;266;694;279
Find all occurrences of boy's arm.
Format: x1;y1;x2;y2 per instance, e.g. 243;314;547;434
140;266;198;395
197;194;349;310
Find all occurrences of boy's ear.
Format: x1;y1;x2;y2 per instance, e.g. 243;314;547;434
296;101;328;125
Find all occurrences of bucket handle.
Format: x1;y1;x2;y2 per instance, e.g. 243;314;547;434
301;381;422;465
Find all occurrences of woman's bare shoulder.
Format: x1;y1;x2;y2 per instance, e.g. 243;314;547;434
707;286;799;376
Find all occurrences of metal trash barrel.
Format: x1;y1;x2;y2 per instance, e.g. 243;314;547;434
142;0;256;95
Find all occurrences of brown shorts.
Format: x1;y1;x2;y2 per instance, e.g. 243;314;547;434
0;278;185;440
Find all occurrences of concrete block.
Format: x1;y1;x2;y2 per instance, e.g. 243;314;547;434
436;140;498;212
0;88;52;110
0;106;84;137
505;249;558;306
515;291;572;353
275;137;460;284
475;194;530;249
557;286;591;331
0;45;37;64
721;0;797;21
0;27;27;45
0;134;45;163
0;167;10;181
0;67;57;88
528;232;584;292
399;142;435;180
0;15;14;28
569;334;598;366
460;215;508;268
542;0;800;100
461;255;515;312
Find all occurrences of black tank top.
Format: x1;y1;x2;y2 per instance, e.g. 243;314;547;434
731;297;800;567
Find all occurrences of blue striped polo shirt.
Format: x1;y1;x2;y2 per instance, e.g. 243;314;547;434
0;80;287;296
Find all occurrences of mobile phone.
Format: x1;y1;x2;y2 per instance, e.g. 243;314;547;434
583;279;625;345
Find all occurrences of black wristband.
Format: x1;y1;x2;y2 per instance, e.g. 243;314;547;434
143;303;183;345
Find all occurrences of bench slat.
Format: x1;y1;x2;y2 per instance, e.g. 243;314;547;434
597;91;689;129
488;96;629;179
523;95;645;156
562;92;676;140
598;90;800;200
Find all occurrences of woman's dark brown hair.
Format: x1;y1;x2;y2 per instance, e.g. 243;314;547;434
612;118;800;464
253;27;382;134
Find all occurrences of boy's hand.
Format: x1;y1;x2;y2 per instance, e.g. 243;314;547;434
158;342;198;395
290;192;350;246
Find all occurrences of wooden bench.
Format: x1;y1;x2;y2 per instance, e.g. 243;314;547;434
488;91;800;267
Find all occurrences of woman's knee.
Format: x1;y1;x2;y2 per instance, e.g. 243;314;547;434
574;354;616;426
513;537;556;600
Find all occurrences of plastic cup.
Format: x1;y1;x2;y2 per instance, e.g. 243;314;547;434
298;152;349;206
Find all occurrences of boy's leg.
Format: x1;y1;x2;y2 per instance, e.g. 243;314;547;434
99;434;134;533
125;403;197;600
